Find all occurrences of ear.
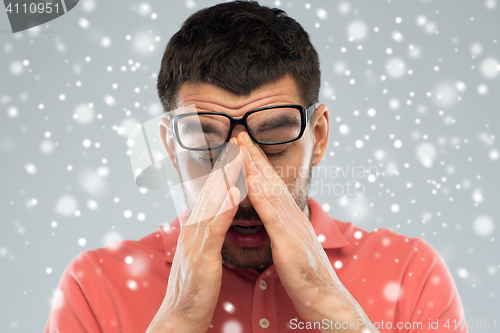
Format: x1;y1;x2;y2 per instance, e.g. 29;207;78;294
158;117;179;173
310;104;329;166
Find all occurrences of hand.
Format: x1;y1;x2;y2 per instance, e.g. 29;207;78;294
146;139;243;333
238;132;379;333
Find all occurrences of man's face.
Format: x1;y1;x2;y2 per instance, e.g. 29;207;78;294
170;75;322;271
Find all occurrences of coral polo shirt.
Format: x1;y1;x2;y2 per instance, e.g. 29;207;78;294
45;198;466;332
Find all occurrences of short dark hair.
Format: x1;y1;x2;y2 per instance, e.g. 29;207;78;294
157;0;320;112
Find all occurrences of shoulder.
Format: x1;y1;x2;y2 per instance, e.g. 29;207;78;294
331;219;447;274
67;228;168;282
336;219;423;253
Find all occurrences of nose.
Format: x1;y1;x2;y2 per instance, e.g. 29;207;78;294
229;124;247;141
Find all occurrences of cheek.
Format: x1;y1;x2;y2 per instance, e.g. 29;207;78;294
176;152;212;194
272;144;312;191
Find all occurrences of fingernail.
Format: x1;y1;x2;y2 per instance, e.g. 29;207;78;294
243;132;253;146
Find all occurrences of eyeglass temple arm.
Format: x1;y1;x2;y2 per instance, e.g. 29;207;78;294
306;103;317;122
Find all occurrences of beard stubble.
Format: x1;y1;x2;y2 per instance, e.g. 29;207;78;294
177;149;314;272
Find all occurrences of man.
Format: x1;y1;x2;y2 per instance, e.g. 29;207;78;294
45;1;466;332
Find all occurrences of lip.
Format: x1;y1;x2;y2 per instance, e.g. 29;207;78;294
230;220;263;227
226;222;269;247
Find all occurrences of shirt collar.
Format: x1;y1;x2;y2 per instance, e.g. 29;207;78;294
160;197;350;263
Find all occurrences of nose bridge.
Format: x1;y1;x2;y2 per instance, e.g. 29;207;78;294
229;117;249;139
230;124;247;139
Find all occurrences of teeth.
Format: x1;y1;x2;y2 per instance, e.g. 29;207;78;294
231;225;264;235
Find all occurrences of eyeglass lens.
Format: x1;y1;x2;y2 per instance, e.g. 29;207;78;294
176;107;302;150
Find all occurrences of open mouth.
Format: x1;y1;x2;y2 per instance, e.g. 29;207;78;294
230;225;265;235
226;222;269;248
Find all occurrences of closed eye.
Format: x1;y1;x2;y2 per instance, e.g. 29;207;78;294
264;148;288;158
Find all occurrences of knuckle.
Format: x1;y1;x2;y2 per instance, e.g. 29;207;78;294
204;223;223;239
271;208;282;221
204;224;216;236
268;189;281;203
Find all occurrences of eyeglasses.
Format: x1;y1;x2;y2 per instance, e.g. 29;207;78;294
169;104;316;151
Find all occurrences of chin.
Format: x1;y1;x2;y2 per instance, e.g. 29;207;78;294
221;239;273;271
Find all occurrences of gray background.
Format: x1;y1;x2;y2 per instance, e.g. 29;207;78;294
1;0;499;331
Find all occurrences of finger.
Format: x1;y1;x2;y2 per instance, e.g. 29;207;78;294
197;142;242;223
239;131;285;187
201;186;240;258
188;143;233;221
240;144;297;216
187;141;239;227
245;174;290;249
239;133;299;216
242;144;312;238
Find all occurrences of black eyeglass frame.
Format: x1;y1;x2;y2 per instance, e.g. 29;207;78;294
169;104;317;151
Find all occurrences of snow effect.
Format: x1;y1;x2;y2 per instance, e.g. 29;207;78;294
55;195;78;216
347;21;368;41
470;43;483;56
485;0;498;9
100;37;112;48
74;104;95;125
480;58;499;79
49;289;64;309
78;18;90;29
339;124;349;134
138;3;152;16
10;61;23;75
383;282;402;302
337;2;351;15
392;31;404;42
385;58;407;79
477;84;489;95
103;94;116;106
185;0;196;10
316;8;328;20
132;32;156;54
223;301;235;313
1;1;498;329
103;231;123;247
457;267;469;279
473;215;494;236
78;169;108;196
81;0;95;12
25;163;37;175
7;107;18;118
222;320;242;333
127;279;138;290
416;142;437;168
40;140;55;154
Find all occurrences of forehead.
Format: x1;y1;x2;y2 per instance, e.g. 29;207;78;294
176;75;301;117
